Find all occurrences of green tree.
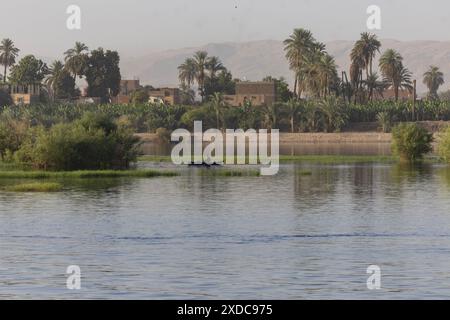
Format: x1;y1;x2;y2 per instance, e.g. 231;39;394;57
318;96;348;132
351;33;381;78
85;48;121;102
192;51;209;101
379;49;412;101
179;52;228;101
0;38;20;83
9;55;49;85
423;65;444;100
284;28;315;97
64;42;89;80
178;58;196;88
45;60;76;99
179;83;196;105
206;56;225;79
204;69;235;97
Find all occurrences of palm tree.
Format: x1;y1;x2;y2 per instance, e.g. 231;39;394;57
364;73;386;101
423;65;444;100
210;92;226;129
283;28;315;97
192;51;209;101
206;56;225;79
179;52;226;102
318;96;347;132
64;42;89;79
351;33;381;78
45;60;64;89
317;54;338;97
284;98;302;133
0;38;20;83
178;58;196;88
379;49;412;101
179;83;196;105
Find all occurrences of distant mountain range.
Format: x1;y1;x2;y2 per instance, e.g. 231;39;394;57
120;39;450;95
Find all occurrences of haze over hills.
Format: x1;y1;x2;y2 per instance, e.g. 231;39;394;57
120;39;450;95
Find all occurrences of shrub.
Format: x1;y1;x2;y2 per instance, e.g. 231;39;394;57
14;113;140;170
437;126;450;163
391;123;433;162
376;111;392;133
0;117;29;160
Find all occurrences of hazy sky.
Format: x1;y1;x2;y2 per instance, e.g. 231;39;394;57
1;0;450;59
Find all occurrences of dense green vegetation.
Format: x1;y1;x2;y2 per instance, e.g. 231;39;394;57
438;126;450;163
1;40;121;103
0;112;141;170
392;123;433;162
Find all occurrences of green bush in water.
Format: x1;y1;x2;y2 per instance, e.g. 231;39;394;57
14;112;141;170
391;123;433;162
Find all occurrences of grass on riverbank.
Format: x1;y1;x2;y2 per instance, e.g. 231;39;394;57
0;169;178;179
4;182;63;192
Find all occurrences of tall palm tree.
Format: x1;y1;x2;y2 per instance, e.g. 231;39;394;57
45;60;64;99
283;28;315;98
317;54;338;97
193;51;209;101
178;58;196;88
178;52;226;102
64;42;89;79
379;49;412;101
45;60;64;89
206;56;225;79
0;38;20;83
351;33;381;78
423;65;444;100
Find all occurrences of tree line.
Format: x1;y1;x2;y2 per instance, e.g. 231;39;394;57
0;39;121;103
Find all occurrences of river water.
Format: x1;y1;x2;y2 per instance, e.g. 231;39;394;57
1;143;450;299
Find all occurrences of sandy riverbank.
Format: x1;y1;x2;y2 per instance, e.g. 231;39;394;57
135;132;392;144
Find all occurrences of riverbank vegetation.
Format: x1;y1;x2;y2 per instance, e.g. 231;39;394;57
437;126;450;163
392;123;434;162
0;169;178;179
0;112;140;170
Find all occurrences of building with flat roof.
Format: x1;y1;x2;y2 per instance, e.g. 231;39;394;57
375;87;414;101
5;84;41;105
148;87;180;105
224;81;276;107
110;79;141;104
